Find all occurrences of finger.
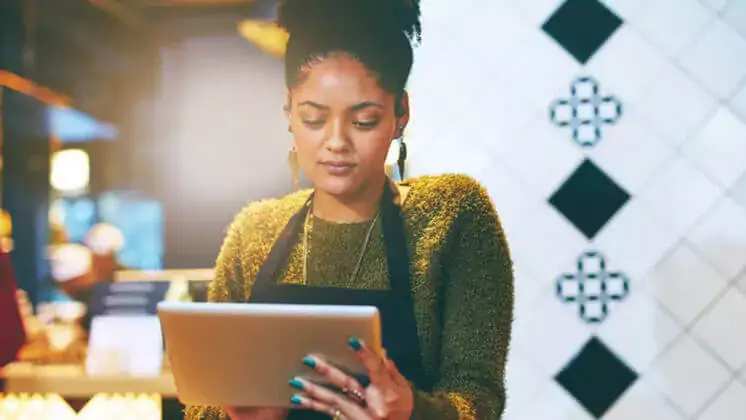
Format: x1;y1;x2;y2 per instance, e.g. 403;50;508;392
348;337;387;383
292;393;375;420
290;394;341;417
302;355;366;404
289;377;362;415
383;356;410;388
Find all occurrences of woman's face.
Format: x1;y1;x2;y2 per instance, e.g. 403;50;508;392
287;55;408;199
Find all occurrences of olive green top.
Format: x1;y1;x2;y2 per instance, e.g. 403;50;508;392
185;174;514;419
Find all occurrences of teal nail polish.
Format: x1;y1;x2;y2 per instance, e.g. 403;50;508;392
289;379;304;390
303;357;317;369
348;337;362;351
290;395;303;405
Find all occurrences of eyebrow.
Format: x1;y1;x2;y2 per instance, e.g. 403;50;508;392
297;101;384;111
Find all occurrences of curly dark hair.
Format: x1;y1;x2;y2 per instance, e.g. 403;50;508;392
276;0;422;105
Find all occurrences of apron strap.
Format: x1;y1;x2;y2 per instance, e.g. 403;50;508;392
252;193;313;294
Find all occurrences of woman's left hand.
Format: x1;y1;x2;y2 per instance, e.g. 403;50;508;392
289;338;414;419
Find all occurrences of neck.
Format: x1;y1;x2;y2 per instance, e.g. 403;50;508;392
312;176;386;223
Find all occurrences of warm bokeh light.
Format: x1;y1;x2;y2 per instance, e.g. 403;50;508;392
237;20;289;58
0;393;161;420
50;149;90;193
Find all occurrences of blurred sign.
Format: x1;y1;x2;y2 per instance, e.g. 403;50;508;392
86;282;169;377
88;281;169;317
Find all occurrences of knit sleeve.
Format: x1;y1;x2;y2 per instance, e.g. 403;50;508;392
183;222;246;420
411;178;515;419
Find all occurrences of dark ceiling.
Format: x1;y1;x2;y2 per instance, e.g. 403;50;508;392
100;0;276;25
20;0;278;120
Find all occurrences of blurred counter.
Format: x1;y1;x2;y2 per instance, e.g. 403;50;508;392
0;363;182;419
1;363;176;397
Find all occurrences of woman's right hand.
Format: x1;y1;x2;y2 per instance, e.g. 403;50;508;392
224;407;289;420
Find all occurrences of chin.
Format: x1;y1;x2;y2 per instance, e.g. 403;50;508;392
314;175;361;197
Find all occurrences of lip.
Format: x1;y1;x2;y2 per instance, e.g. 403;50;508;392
320;160;356;167
320;161;356;175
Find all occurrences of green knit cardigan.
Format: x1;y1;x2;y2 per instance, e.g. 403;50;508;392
185;174;514;419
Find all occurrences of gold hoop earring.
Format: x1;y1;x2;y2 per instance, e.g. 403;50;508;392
288;146;299;190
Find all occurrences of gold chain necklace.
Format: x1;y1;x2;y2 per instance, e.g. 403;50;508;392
302;205;380;286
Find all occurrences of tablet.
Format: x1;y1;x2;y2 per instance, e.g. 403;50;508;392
157;302;382;408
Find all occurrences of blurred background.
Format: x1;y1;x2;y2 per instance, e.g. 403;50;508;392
1;0;746;419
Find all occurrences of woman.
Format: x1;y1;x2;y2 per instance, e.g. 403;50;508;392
0;220;26;369
186;0;514;418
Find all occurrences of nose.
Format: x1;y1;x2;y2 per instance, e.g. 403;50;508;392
324;120;350;153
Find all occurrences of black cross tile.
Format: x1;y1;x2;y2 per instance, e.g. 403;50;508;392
557;251;630;323
549;159;630;239
550;76;623;148
542;0;624;64
555;337;638;418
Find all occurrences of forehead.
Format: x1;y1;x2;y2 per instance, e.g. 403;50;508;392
292;55;392;105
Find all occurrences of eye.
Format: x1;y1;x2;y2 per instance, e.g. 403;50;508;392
353;120;379;129
302;120;325;128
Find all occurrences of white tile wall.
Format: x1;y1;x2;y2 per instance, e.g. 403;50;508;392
600;0;647;22
730;81;746;120
645;242;729;326
647;334;731;417
683;107;746;189
691;286;746;370
516;381;594;420
511;289;592;375
499;118;585;198
732;171;746;209
589;109;673;194
637;62;717;147
593;199;678;280
408;0;746;417
698;0;730;13
687;197;746;279
585;27;669;104
596;291;683;372
603;379;684;420
698;379;746;420
679;20;746;99
631;0;714;58
637;155;721;236
723;0;746;39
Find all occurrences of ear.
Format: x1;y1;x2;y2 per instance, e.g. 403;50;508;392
396;91;411;138
284;91;292;121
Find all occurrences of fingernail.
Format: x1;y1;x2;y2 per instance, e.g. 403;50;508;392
290;395;303;405
348;337;362;351
303;357;317;369
289;379;304;390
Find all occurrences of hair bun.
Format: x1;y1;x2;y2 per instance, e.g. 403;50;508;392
276;0;422;43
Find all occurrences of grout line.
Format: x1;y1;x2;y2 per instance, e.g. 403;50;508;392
725;175;746;211
720;0;746;44
670;104;720;156
667;18;732;98
638;332;694;419
716;0;733;18
682;195;746;281
684;285;740;370
723;71;746;108
690;377;735;419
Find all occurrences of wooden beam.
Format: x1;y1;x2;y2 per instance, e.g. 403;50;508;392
0;70;72;107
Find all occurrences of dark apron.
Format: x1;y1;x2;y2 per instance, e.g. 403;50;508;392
249;182;428;418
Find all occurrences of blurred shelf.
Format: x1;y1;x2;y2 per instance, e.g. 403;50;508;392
0;363;177;398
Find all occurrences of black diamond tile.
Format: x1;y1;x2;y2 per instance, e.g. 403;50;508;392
555;337;638;418
549;159;630;239
542;0;623;64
